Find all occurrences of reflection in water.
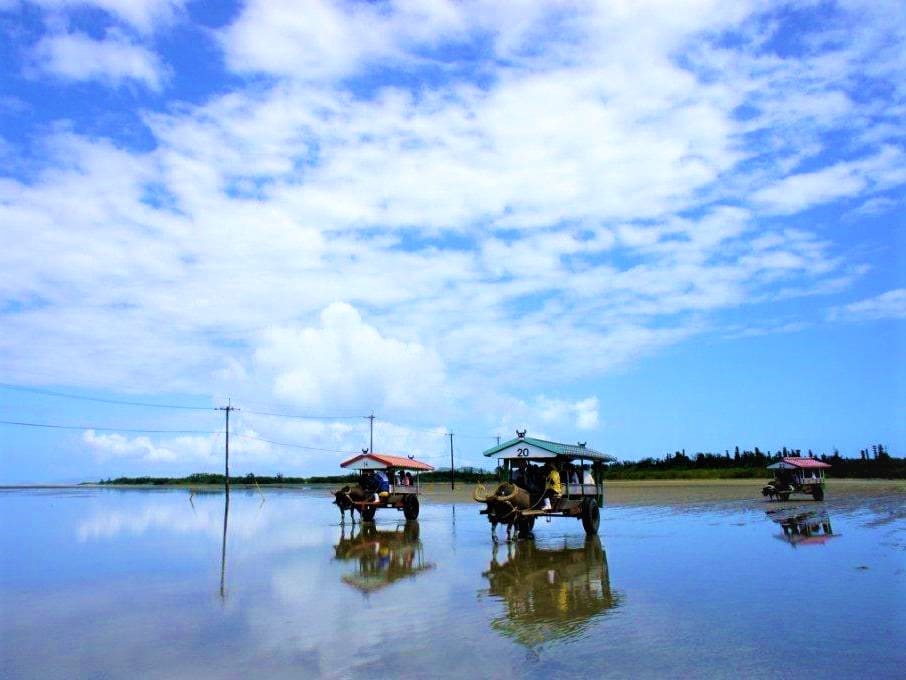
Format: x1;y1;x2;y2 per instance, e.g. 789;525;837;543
220;489;230;599
334;521;434;594
768;509;838;548
481;536;619;648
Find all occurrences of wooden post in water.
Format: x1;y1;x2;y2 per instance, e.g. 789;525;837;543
448;432;455;490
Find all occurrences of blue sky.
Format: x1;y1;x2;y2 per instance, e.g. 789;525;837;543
0;0;903;483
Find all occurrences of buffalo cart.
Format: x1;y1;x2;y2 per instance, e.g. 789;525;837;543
474;432;615;540
334;452;434;522
762;457;830;501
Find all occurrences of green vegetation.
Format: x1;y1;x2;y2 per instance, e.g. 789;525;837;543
604;444;904;480
96;472;321;486
93;445;903;485
94;468;499;486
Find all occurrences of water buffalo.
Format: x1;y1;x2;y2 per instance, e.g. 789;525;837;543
475;483;531;543
333;485;369;524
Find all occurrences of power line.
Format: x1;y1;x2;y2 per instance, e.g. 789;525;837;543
0;383;214;411
0;419;217;434
233;433;352;454
242;408;365;420
0;418;355;454
0;384;499;439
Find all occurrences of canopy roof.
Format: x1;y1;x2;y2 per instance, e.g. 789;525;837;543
483;434;615;462
766;457;831;470
340;452;434;471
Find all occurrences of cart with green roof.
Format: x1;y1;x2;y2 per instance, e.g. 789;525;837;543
474;431;615;539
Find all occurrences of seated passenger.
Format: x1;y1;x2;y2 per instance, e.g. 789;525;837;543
528;464;544;495
375;470;390;498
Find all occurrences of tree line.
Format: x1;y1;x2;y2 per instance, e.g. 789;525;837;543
92;445;902;485
93;468;499;486
605;444;903;479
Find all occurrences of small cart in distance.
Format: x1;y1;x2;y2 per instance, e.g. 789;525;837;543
762;457;830;501
475;432;615;540
336;452;434;521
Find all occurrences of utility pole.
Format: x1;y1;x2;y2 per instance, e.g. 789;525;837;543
496;435;501;446
368;411;375;453
217;400;239;492
448;432;455;490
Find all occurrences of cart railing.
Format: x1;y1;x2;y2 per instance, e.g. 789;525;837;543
565;483;599;496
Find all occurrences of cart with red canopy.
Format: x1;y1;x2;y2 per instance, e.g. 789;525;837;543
335;452;434;521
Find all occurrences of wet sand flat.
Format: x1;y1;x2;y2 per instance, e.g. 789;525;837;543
1;483;903;679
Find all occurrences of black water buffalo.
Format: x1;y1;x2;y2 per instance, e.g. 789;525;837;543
333;485;369;524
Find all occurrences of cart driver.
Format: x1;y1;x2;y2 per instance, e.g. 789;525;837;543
512;460;528;489
361;470;380;501
542;462;562;510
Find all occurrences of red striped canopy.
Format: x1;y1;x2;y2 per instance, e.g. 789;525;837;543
340;452;434;471
767;457;831;470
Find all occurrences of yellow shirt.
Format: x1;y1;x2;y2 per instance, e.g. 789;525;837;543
546;469;562;495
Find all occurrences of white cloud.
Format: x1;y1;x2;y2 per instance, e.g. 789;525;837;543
830;289;906;322
82;430;217;463
752;162;868;215
31;30;166;90
751;147;906;215
847;196;899;217
574;397;600;430
220;0;391;80
534;396;600;431
253;302;448;417
486;394;602;443
29;0;184;33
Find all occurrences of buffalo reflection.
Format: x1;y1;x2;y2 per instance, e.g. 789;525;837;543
334;521;434;594
767;509;838;548
481;536;620;647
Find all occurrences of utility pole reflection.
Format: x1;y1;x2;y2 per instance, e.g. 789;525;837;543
220;487;230;599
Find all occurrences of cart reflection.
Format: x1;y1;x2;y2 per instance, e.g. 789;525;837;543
334;521;434;593
481;536;620;647
767;509;838;548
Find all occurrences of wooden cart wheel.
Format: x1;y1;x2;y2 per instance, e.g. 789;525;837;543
403;494;420;520
361;505;376;522
581;497;600;535
812;486;824;501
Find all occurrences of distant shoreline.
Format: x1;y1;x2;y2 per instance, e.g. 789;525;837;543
2;478;902;490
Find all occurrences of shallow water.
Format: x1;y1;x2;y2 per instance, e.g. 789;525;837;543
0;483;903;679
